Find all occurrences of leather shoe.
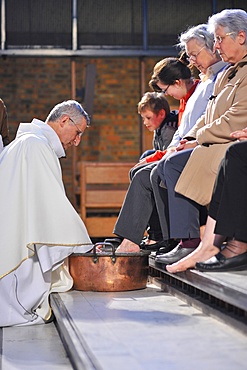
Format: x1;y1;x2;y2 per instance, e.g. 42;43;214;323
156;239;179;255
196;251;247;272
155;244;196;265
140;239;171;252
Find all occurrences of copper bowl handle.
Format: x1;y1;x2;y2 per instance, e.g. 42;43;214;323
93;242;116;264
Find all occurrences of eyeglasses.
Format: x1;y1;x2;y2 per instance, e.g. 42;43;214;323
161;85;170;94
69;117;83;138
214;32;235;44
187;45;206;61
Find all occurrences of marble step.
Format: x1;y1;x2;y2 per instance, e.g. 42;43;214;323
2;262;247;369
0;322;73;369
51;284;247;370
149;256;247;313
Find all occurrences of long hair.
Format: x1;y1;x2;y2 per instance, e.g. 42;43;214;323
149;54;191;92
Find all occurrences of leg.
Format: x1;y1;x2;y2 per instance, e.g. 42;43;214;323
114;164;157;246
138;164;176;254
146;205;163;242
166;216;222;272
166;153;227;272
140;163;164;243
158;149;201;239
194;142;247;271
150;165;170;241
213;141;247;240
129;162;152;180
155;149;201;264
206;142;247;258
130;163;162;243
167;142;247;272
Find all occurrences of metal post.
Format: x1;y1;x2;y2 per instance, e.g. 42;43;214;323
140;58;145;155
71;0;78;208
1;0;6;50
142;0;148;51
72;0;77;51
211;0;217;14
71;60;77;209
140;0;148;154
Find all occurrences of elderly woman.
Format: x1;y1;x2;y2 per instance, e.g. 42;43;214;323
114;23;226;253
156;8;247;266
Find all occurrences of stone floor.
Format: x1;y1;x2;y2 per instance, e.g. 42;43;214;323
1;322;72;370
51;283;247;370
1;266;247;370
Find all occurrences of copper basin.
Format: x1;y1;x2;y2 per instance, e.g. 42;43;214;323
69;243;150;292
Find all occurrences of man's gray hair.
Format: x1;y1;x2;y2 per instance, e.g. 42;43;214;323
46;100;90;127
179;24;214;51
208;8;247;45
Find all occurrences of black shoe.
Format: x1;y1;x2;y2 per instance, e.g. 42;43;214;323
196;251;247;272
156;239;179;255
140;239;171;251
155;244;196;265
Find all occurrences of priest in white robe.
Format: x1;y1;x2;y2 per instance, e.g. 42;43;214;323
0;100;93;326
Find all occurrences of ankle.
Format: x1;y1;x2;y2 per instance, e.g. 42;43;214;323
180;238;201;249
222;239;247;258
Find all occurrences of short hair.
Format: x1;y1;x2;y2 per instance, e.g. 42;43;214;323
149;53;191;92
46;100;90;127
179;23;214;52
208;8;247;45
138;92;170;116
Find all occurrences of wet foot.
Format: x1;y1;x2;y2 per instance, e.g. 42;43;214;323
116;239;140;253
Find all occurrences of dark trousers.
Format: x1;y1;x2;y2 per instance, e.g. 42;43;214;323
209;140;247;241
157;149;201;239
114;162;169;244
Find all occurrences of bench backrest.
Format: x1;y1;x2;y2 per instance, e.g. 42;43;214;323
80;161;135;237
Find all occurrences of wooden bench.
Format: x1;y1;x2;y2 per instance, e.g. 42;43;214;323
80;161;135;238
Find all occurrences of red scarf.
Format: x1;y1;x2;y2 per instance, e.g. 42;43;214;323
178;79;200;126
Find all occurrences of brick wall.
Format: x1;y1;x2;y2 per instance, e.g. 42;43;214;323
0;56;179;202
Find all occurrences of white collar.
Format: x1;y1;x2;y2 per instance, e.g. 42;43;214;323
17;118;66;158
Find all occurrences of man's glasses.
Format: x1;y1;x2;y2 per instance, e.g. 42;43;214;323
214;32;235;44
69;117;83;138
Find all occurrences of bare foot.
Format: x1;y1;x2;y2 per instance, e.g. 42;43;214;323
116;238;140;253
167;215;223;273
166;243;219;273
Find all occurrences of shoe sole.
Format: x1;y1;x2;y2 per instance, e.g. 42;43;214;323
196;263;247;272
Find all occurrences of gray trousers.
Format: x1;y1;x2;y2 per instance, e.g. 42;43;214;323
157;149;201;239
113;162;169;245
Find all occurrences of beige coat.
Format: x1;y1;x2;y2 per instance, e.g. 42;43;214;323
175;56;247;206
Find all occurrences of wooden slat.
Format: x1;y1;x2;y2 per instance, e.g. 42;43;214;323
85;190;126;208
84;163;132;184
80;161;135;237
85;216;118;237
